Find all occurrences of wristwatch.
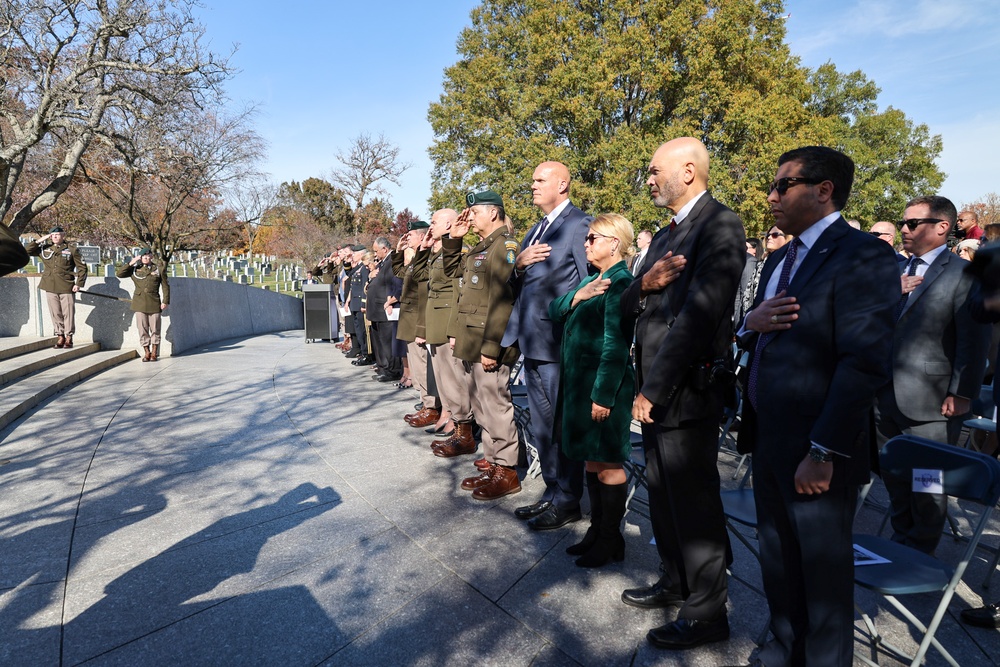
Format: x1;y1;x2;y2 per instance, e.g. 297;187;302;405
809;445;834;464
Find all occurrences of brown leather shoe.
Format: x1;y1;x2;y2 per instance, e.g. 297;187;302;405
431;422;459;448
433;422;476;458
142;346;152;362
461;463;496;490
404;408;426;423
472;465;521;500
474;458;491;470
409;408;440;428
149;343;157;360
63;335;73;349
54;335;65;349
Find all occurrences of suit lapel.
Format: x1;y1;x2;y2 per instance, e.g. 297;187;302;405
752;245;786;309
784;221;846;297
900;249;949;318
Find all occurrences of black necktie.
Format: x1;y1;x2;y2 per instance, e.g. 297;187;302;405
530;217;551;245
895;257;922;320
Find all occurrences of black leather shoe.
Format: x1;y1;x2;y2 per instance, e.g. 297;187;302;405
527;505;582;531
376;374;400;383
353;356;374;366
514;500;552;520
647;616;730;650
621;582;684;610
962;604;1000;628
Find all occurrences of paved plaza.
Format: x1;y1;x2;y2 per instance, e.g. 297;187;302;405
1;331;999;666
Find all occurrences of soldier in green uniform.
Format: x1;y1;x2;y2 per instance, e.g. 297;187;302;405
0;223;29;277
438;190;523;501
415;209;473;445
25;226;88;348
117;248;170;361
394;220;448;429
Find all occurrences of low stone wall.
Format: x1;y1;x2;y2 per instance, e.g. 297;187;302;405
0;275;303;356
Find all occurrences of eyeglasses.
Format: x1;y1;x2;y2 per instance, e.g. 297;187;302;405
897;218;944;231
584;233;612;245
766;232;785;239
768;176;823;196
870;231;894;238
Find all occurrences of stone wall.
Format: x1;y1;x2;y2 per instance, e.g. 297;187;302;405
0;275;303;356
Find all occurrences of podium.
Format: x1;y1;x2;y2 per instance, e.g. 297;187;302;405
302;284;336;342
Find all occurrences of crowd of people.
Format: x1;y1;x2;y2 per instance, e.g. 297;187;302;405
3;138;999;666
304;141;1000;666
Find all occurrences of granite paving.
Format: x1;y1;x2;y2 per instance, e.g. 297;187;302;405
1;331;998;665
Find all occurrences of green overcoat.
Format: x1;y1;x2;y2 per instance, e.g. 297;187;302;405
117;261;170;313
548;260;635;463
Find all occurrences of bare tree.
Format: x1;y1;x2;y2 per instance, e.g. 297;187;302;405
79;103;265;263
1;0;231;234
226;176;277;264
329;132;411;236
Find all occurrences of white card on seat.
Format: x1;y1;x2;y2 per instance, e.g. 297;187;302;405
912;469;944;494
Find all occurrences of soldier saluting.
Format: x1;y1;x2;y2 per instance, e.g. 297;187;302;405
25;226;88;348
117;248;170;362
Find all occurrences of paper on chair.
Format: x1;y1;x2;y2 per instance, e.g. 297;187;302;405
912;469;944;494
853;543;890;566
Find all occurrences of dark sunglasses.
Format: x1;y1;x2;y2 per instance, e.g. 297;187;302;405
584;233;612;245
768;176;823;196
870;231;894;237
766;232;785;239
897;218;944;231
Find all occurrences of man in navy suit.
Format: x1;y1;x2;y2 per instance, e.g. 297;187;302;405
739;146;899;666
619;137;745;651
504;161;592;529
876;195;988;554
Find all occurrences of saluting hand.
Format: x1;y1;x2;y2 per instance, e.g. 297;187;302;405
451;209;472;238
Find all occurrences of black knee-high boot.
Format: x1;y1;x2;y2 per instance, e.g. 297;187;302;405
566;471;601;555
575;480;627;568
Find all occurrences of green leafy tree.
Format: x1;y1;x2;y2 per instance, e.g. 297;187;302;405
277;178;353;233
428;0;944;236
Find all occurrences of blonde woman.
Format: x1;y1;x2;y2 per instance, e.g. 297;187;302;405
548;213;637;568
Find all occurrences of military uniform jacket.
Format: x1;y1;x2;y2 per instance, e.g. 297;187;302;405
348;263;369;312
0;223;29;277
25;240;88;293
392;249;428;342
413;247;460;346
116;262;170;313
310;263;337;285
442;227;520;364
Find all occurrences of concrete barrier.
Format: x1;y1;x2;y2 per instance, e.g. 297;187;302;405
0;275;303;357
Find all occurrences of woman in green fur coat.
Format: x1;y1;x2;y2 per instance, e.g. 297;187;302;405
548;213;637;568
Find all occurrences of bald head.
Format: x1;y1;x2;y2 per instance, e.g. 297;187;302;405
647;137;710;211
430;208;458;240
531;161;571;215
871;221;896;246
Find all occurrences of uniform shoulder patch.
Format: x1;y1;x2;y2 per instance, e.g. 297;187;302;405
504;240;519;252
506;249;516;264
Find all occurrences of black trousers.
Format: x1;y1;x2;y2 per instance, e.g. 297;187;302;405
642;417;728;621
754;464;857;667
371;320;401;377
351;311;368;356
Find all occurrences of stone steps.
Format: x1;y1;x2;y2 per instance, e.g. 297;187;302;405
0;338;137;432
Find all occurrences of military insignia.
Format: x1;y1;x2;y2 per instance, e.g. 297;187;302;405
459;277;464;288
475;253;487;260
471;275;479;285
474;260;483;267
504;240;518;252
61;249;72;256
506;250;516;264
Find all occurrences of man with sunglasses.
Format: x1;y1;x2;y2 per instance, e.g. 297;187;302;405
875;195;989;555
738;146;899;666
870;220;906;261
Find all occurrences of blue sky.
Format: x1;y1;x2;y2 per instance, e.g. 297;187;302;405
194;0;999;221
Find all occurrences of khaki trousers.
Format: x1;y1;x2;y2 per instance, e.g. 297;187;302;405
135;311;162;346
406;341;438;408
470;361;518;467
45;292;76;336
428;342;472;421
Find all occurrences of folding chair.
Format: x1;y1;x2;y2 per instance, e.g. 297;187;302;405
962;384;997;452
854;435;1000;667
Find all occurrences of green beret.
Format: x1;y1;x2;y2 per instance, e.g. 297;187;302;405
351;244;367;252
139;248;152;255
50;226;64;234
407;220;430;231
466;190;504;209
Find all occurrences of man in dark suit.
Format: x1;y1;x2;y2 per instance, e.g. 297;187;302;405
348;245;373;365
739;146;899;666
618;137;744;651
503;161;592;529
366;237;403;381
876;195;989;554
